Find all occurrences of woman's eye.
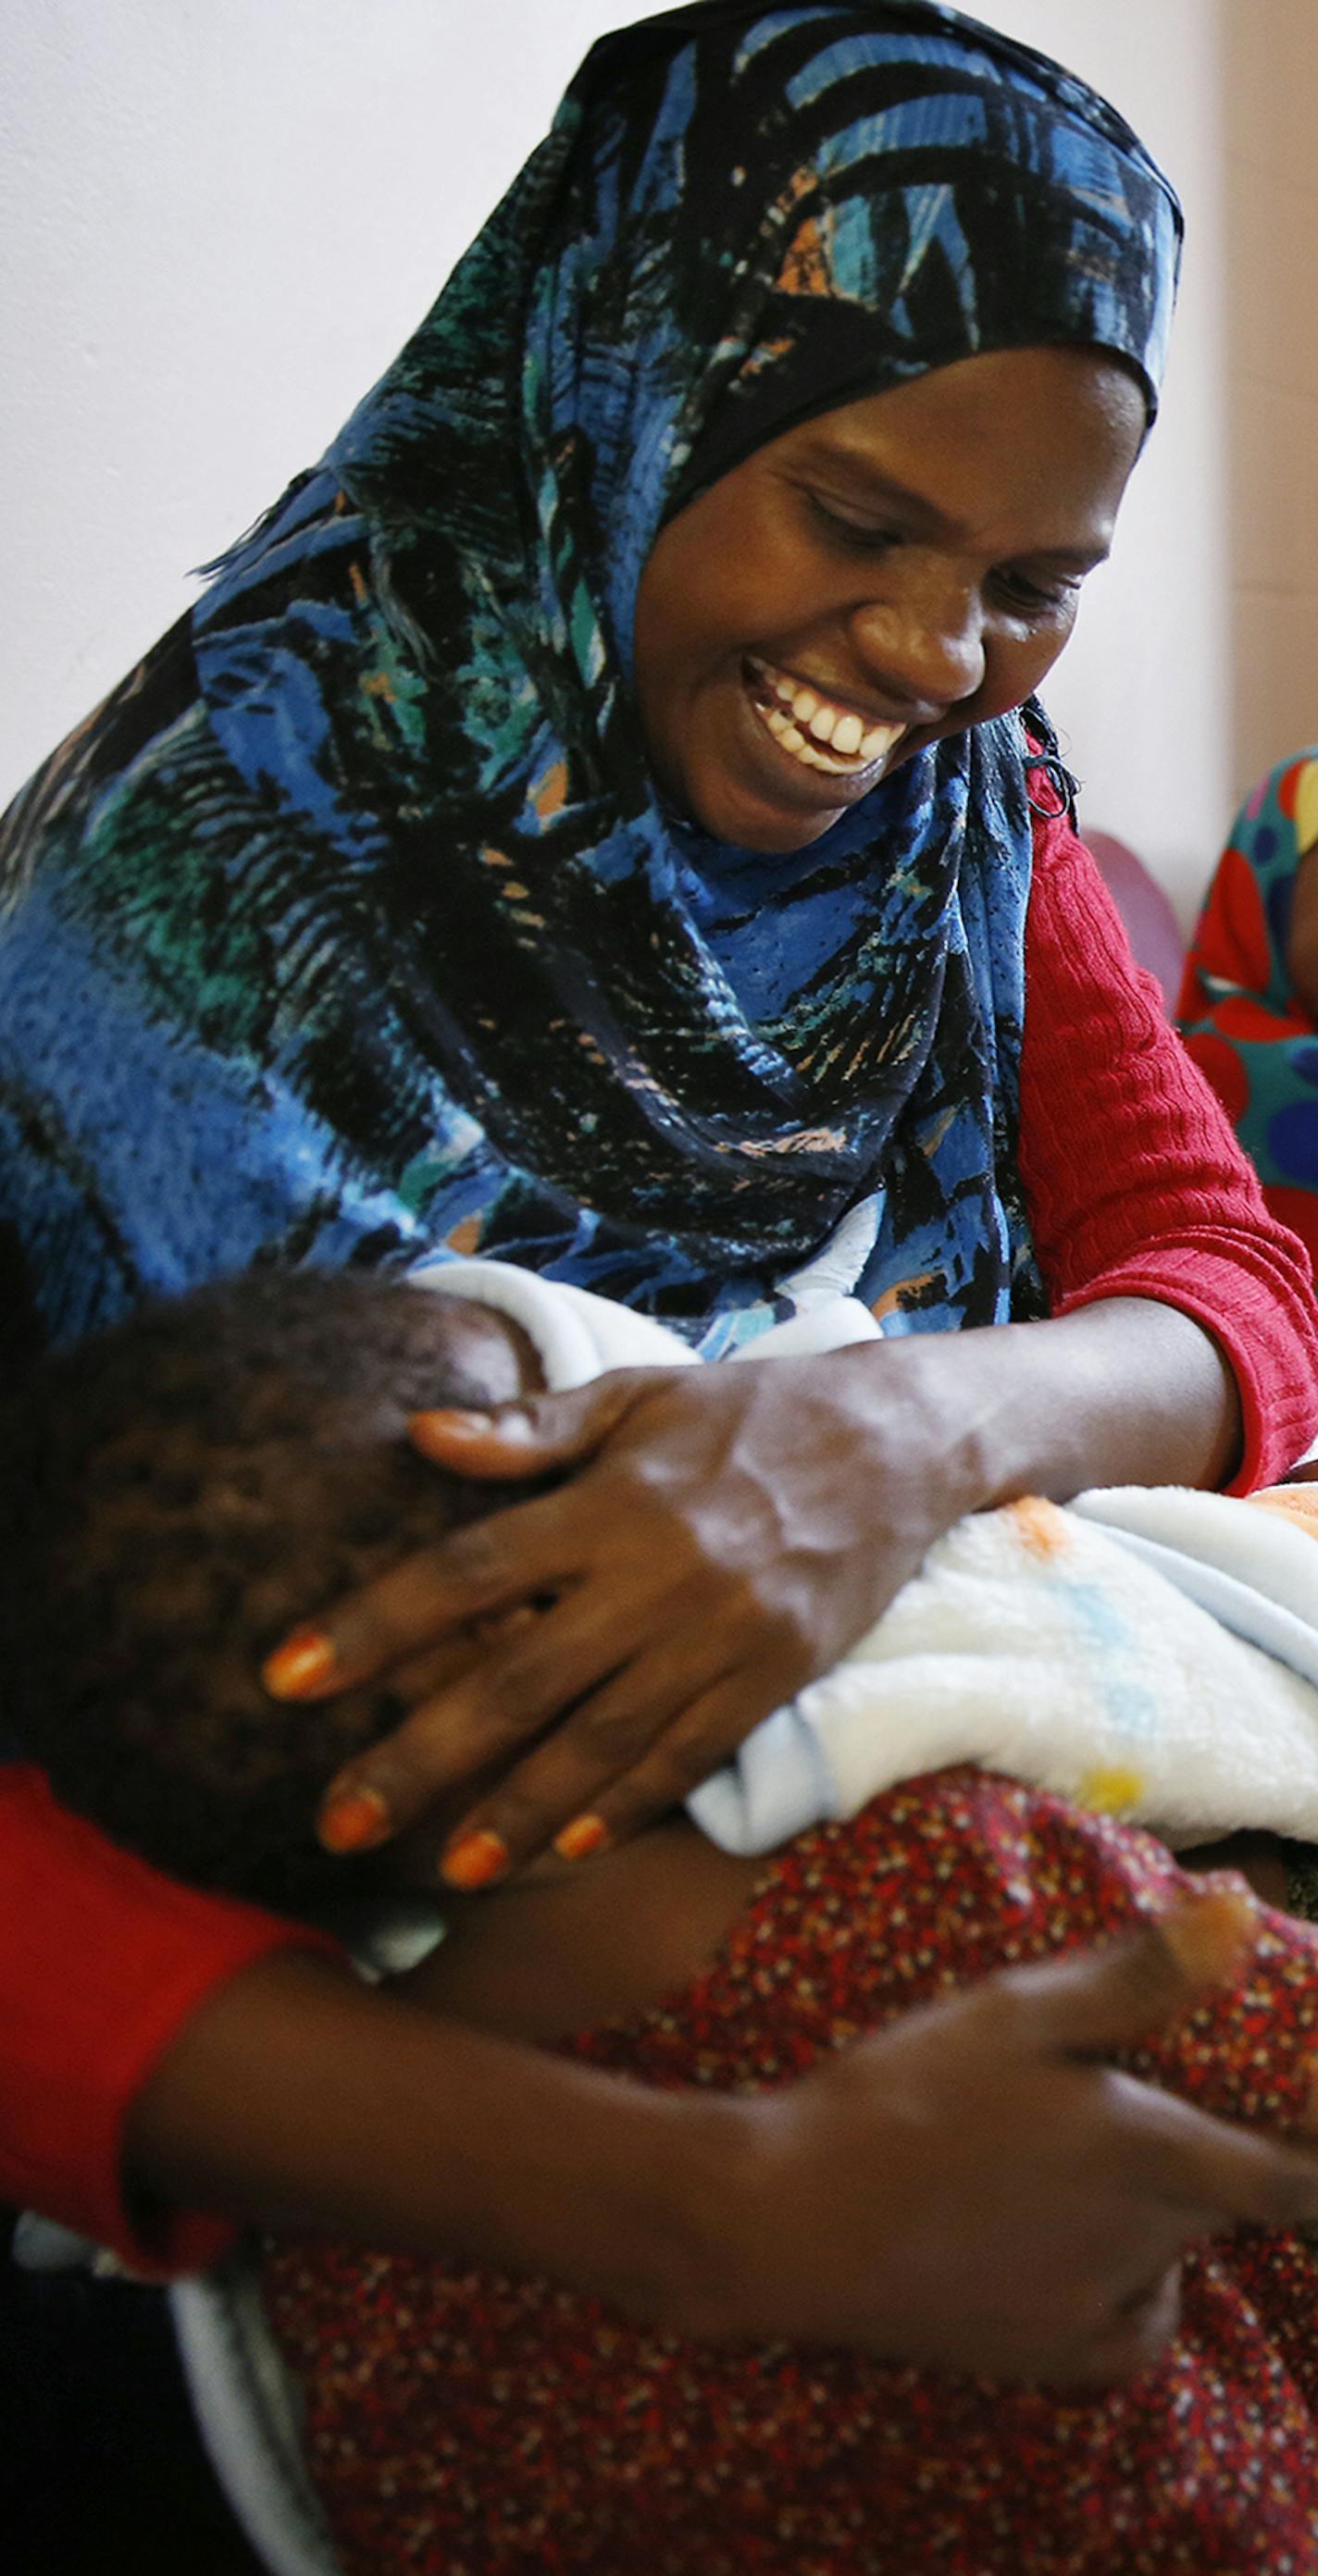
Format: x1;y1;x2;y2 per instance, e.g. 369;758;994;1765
806;493;898;551
992;568;1077;618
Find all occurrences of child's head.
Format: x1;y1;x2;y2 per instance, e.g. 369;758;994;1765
0;1269;543;1913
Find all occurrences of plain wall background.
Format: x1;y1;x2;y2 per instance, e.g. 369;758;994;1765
1222;0;1318;807
4;2;1316;917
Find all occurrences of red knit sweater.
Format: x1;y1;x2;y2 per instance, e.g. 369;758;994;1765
4;803;1316;2271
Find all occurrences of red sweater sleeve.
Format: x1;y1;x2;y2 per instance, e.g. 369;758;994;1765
0;1763;339;2274
1019;801;1318;1492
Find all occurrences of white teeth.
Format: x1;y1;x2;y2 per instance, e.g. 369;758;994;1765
748;660;904;782
763;704;860;774
765;708;811;759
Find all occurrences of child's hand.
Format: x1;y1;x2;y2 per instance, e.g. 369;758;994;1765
713;1889;1318;2379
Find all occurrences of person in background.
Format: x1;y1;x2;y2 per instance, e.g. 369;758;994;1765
1180;746;1318;1273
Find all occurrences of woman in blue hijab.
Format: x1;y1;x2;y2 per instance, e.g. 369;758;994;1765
4;0;1318;2456
3;2;1178;1343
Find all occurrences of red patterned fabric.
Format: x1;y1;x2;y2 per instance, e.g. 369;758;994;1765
264;1771;1318;2575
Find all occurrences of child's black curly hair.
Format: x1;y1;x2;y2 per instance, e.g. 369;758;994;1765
0;1269;538;1913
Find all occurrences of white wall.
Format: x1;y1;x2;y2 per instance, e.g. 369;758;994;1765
1222;0;1318;799
1;0;1233;915
1;0;655;798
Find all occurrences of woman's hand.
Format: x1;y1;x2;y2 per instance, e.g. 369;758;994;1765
263;1297;1238;1885
267;1344;978;1880
709;1889;1318;2381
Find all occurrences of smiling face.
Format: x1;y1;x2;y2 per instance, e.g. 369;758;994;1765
633;344;1147;853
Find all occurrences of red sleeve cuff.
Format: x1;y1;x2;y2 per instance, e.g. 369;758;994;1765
1051;1255;1292;1494
0;1765;341;2275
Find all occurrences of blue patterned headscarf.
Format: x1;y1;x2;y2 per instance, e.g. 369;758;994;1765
0;2;1181;1356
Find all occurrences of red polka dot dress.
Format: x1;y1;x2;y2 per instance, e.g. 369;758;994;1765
263;1772;1318;2573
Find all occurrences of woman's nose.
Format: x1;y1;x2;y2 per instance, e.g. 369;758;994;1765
850;571;986;717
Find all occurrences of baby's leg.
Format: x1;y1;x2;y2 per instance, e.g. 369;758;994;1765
263;1770;1318;2576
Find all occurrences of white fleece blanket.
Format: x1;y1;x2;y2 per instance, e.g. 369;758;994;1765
417;1260;1318;1856
697;1484;1318;1853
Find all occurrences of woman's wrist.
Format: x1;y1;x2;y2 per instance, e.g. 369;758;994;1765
1029;1297;1239;1492
837;1295;1240;1513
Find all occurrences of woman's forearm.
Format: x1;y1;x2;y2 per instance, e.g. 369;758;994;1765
868;1294;1241;1520
123;1948;741;2323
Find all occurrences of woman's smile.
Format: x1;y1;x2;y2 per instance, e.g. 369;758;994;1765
744;655;909;778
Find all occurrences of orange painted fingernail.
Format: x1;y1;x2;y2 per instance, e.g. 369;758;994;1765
553;1814;611;1863
262;1629;338;1699
412;1406;536;1446
317;1787;392;1855
441;1829;510;1891
411;1407;492;1434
